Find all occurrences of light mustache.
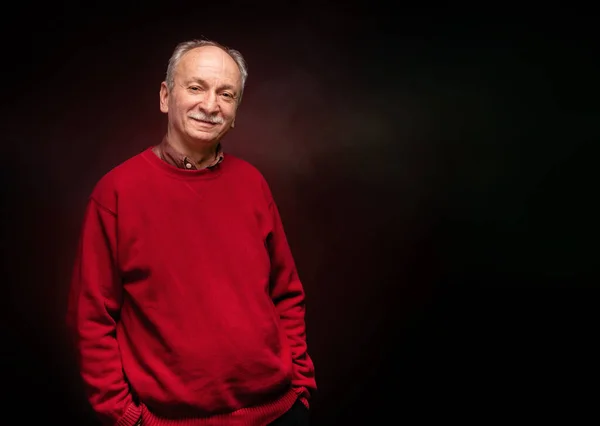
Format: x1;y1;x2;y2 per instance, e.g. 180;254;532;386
188;112;224;124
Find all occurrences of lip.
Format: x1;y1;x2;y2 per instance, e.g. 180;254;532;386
191;118;218;127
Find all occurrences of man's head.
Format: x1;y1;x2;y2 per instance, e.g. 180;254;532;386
160;39;248;149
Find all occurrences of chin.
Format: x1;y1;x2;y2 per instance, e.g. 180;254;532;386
189;134;220;145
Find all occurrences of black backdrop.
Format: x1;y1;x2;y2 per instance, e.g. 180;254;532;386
1;4;597;424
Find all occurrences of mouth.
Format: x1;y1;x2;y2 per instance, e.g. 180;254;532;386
190;117;218;126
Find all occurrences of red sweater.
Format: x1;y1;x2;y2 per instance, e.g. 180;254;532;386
66;147;316;426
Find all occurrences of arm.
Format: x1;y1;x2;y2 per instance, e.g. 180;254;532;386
266;195;317;408
65;197;141;426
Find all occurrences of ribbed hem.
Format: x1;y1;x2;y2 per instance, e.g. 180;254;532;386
139;388;299;426
116;402;143;426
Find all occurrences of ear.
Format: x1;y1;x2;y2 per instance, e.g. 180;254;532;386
159;82;169;113
231;120;235;128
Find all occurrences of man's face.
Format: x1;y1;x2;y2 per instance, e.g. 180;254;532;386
160;46;242;147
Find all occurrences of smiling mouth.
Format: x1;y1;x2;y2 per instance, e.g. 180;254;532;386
191;118;218;126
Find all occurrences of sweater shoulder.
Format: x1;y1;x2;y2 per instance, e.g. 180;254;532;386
224;154;274;201
224;154;265;180
89;149;149;212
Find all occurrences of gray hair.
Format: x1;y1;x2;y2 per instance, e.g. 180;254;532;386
165;39;249;104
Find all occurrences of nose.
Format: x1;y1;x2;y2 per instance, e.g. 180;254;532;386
200;91;219;114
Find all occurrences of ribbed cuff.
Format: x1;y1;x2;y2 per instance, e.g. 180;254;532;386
293;386;310;409
116;402;143;426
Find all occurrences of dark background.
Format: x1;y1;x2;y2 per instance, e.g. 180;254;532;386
2;4;597;424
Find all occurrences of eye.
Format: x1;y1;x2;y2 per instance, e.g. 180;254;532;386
222;92;233;98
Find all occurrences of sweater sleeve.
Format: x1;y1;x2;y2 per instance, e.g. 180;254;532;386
265;194;317;408
66;196;142;426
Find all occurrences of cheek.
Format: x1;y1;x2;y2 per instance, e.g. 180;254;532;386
172;96;195;112
222;106;237;121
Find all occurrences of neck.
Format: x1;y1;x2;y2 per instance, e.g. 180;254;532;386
168;131;219;167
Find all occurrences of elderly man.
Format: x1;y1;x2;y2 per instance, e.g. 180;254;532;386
66;39;316;426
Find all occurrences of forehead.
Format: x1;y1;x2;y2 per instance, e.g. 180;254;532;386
176;46;241;86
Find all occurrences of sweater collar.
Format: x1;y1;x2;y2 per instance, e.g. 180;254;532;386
152;135;224;170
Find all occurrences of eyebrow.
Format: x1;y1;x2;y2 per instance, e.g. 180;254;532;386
186;78;237;93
